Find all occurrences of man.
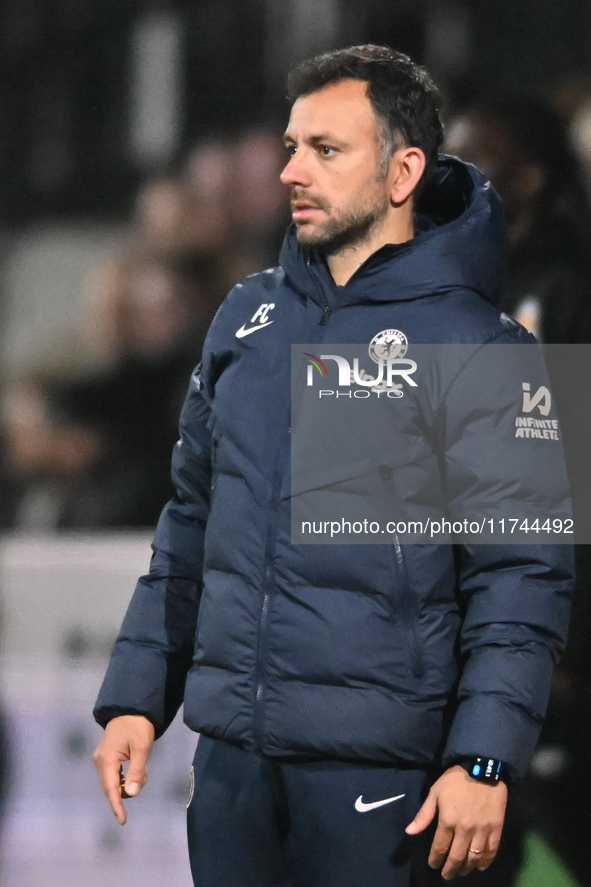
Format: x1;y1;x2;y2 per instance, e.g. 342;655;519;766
93;46;573;886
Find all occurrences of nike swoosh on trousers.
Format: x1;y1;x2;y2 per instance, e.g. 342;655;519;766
354;793;406;812
235;321;274;338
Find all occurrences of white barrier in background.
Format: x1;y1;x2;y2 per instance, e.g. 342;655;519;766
0;533;195;887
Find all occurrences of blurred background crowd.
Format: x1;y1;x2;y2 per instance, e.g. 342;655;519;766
1;1;591;885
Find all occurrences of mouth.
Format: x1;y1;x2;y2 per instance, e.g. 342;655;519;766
291;202;323;222
291;190;326;223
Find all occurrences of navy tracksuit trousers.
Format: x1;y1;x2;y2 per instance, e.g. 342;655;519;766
187;736;425;887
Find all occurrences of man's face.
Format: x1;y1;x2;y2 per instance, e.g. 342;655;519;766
281;79;392;254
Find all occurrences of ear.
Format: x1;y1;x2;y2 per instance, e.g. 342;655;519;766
389;147;427;205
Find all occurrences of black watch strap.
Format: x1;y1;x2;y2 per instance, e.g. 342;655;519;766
457;757;506;784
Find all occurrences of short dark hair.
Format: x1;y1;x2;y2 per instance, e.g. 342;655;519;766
287;45;444;185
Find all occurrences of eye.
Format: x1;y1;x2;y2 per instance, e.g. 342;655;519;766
318;145;336;157
285;144;297;157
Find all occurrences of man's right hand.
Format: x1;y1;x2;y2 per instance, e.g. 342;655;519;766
93;715;155;824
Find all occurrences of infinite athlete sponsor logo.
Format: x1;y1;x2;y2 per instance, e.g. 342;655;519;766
515;382;559;440
236;302;275;338
354;793;406;813
521;382;551;416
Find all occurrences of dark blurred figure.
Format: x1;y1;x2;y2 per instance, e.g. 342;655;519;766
0;127;289;531
2;252;224;529
448;96;591;887
225;128;291;273
448;96;591;343
553;74;591;197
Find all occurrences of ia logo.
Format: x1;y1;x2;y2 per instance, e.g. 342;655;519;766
522;382;551;417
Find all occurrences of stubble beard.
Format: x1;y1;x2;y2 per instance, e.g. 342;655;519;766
294;190;391;256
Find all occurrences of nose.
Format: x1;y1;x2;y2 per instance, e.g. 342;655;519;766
280;150;313;188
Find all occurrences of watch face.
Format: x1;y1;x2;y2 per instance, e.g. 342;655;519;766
461;757;504;783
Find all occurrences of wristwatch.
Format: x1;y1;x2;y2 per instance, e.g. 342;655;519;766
457;757;507;784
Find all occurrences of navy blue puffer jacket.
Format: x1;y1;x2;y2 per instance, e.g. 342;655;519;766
94;158;573;779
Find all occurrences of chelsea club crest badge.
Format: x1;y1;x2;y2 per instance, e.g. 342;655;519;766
368;329;408;363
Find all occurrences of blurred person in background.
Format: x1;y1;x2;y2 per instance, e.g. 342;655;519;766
93;45;573;887
553;74;591;196
1;376;110;529
225;128;291;274
447;96;591;344
178;139;235;261
0;126;290;532
131;173;186;264
449;93;591;884
2;250;225;528
176;132;289;285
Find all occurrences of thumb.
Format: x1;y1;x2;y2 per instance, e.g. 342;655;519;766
123;778;143;798
405;790;437;835
123;745;151;797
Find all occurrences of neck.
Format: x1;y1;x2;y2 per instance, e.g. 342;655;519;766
326;206;415;286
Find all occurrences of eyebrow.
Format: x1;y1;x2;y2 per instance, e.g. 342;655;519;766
282;132;347;148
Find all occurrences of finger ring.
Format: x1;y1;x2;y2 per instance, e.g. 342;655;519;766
468;848;483;854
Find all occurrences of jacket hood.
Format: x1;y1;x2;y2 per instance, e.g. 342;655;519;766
279;155;509;308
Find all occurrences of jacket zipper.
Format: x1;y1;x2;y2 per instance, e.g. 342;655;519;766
253;424;290;749
308;259;333;326
253;298;331;746
254;584;271;706
393;535;424;677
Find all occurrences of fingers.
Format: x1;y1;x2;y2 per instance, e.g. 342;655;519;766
429;820;502;880
123;739;151;798
93;715;155;825
427;817;456;877
440;827;476;881
410;766;507;879
465;825;502;874
93;745;128;824
440;827;485;880
405;789;437;835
